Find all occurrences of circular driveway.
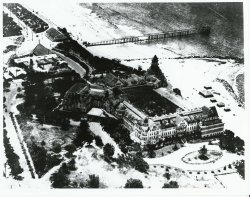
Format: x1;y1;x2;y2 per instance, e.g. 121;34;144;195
181;150;222;165
145;142;243;171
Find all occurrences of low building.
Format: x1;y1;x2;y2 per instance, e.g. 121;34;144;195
199;90;213;98
217;102;225;107
224;107;231;112
210;98;217;103
87;107;117;122
204;85;212;90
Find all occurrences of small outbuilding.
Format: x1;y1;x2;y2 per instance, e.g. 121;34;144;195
224;107;231;112
210;98;217;103
204;85;212;90
217;102;225;107
199;90;213;98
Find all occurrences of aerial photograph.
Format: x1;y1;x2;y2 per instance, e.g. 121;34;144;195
2;1;246;190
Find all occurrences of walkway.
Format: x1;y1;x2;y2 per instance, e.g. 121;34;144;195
52;49;87;78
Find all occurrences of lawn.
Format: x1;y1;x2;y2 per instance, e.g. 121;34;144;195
17;114;76;150
16;113;77;177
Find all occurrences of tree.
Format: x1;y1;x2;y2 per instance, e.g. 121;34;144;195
29;142;47;177
87;174;100;188
3;129;23;180
68;158;76;171
135;151;143;157
112;87;120;97
219;130;242;153
61;118;70;130
73;119;93;147
41;140;46;146
60;162;70;174
64;143;77;154
199;145;207;155
235;160;245;179
79;118;89;131
151;55;159;71
132;155;149;173
52;142;62;153
172;144;179;151
95;136;104;147
173;88;181;96
138;65;143;75
17;87;22;92
132;142;141;152
103;143;115;159
124;178;143;188
147;55;168;87
163;172;171;180
50;170;70;188
162;181;179;188
85;134;94;145
198;145;208;160
148;149;156;158
234;136;245;152
119;140;128;154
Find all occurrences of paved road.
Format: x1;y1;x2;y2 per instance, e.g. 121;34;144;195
52;50;86;78
4;79;38;180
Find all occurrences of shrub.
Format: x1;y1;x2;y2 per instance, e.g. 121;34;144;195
52;143;62;153
103;143;115;159
172;144;179;151
132;155;149;173
162;181;179;188
163;172;171;180
87;174;99;188
124;178;143;188
50;170;70;188
235;160;244;179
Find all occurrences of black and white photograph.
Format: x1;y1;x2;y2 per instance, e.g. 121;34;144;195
1;0;249;195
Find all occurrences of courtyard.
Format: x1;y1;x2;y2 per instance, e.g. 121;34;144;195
122;85;180;117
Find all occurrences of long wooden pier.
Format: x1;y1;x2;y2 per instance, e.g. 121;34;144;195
85;26;210;47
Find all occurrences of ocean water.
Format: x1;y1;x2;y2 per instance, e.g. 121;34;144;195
81;3;243;58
